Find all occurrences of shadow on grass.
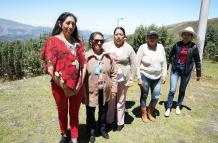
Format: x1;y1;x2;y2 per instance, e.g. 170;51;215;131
126;100;135;109
124;100;135;124
132;106;141;118
159;101;192;111
125;111;134;124
78;124;89;143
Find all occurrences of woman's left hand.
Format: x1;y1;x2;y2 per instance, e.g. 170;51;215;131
75;77;82;93
162;76;166;84
111;92;116;99
125;80;133;87
63;86;76;97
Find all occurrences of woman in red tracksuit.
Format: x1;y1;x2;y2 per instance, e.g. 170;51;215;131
40;12;86;143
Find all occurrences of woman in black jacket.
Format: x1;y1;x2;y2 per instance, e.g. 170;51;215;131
164;27;201;117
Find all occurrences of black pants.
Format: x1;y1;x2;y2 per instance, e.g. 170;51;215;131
86;89;108;135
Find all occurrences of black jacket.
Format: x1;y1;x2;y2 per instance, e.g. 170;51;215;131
168;41;201;77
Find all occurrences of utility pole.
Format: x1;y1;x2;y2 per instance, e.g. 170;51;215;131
117;18;124;27
197;0;211;61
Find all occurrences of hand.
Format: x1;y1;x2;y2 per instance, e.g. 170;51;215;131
81;96;85;104
47;62;54;76
75;77;82;93
52;76;64;89
196;76;200;81
111;92;116;99
138;79;143;86
162;76;166;84
64;87;76;97
125;80;133;87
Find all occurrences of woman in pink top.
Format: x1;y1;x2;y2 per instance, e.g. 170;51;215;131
104;27;136;131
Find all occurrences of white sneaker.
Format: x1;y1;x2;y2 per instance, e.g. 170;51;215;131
164;108;171;117
176;106;181;115
71;138;77;143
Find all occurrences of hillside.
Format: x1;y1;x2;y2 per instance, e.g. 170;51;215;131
1;17;217;41
0;18;112;41
167;17;218;36
0;18;51;41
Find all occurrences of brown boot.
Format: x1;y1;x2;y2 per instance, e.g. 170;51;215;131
141;107;149;122
147;107;155;121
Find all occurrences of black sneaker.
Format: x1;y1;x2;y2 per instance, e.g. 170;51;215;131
59;133;67;143
106;123;114;131
89;135;95;143
117;124;124;131
101;130;109;139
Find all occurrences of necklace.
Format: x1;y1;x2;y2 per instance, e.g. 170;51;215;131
55;35;78;56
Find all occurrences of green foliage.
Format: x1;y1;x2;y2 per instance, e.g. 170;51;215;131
1;22;218;80
0;33;48;80
129;24;218;60
204;41;217;58
204;25;218;58
128;25;147;52
128;24;176;58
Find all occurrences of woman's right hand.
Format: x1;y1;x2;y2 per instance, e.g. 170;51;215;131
47;61;54;76
138;79;143;86
52;75;76;97
52;76;64;89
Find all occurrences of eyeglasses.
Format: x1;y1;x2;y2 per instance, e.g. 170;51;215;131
93;39;105;44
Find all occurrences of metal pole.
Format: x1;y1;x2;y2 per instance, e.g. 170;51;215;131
197;0;211;61
117;18;124;27
117;18;119;27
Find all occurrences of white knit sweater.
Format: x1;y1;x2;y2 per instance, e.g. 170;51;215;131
136;43;167;80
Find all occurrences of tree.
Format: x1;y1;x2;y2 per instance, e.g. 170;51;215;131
204;25;218;58
128;24;176;58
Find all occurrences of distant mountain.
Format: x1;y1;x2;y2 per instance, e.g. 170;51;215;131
167;18;218;37
0;18;51;41
79;30;112;41
0;18;112;41
4;17;217;41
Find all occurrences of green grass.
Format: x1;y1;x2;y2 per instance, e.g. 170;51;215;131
0;61;218;143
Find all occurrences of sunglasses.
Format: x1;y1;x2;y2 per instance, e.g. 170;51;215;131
93;39;105;44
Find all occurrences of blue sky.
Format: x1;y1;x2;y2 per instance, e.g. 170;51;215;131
0;0;217;34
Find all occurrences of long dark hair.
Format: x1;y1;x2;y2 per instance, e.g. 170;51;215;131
113;26;126;37
88;32;104;49
51;12;80;42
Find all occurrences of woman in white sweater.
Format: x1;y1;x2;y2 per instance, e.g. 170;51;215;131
136;30;167;122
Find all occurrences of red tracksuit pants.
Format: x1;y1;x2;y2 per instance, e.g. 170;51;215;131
51;82;83;138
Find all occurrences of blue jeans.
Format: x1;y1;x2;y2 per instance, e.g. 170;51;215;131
140;73;162;108
166;64;191;108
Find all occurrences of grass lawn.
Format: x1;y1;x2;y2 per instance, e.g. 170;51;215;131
0;60;218;143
